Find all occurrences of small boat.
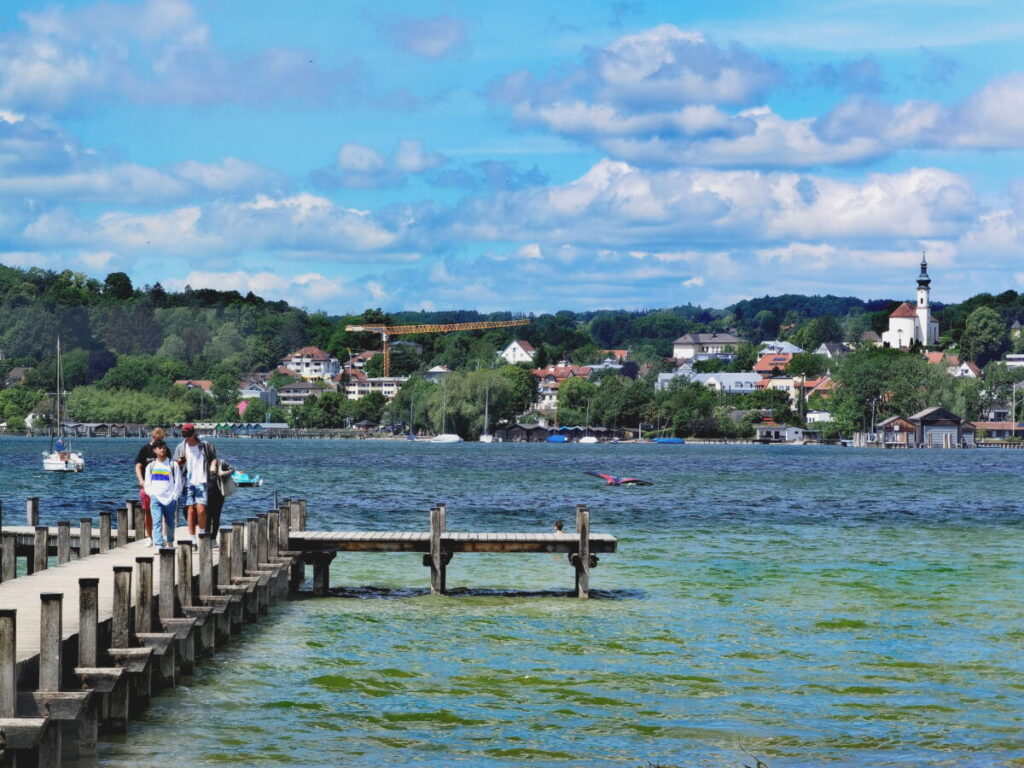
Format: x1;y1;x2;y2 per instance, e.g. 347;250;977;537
653;437;685;444
42;337;84;473
231;471;263;487
579;403;598;443
431;385;463;443
479;385;494;442
547;434;568;443
431;433;463;443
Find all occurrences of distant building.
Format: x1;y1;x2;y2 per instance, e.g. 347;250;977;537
278;380;331;407
423;365;452;383
344;375;407;401
1005;353;1024;369
691;372;761;394
908;406;975;448
174;379;214;395
4;366;32;387
672;332;742;360
239;383;278;406
500;340;536;365
759;340;804;356
814;342;848;360
882;253;939;348
281;346;341;381
754;424;821;443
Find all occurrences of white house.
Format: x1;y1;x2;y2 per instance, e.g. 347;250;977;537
759;340;804;356
500;340;536;364
344;376;407;401
672;332;742;360
881;254;940;349
281;346;341;381
692;372;762;394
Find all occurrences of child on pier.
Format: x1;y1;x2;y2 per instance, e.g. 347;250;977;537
144;442;183;548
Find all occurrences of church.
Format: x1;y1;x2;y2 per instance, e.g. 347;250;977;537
881;254;939;349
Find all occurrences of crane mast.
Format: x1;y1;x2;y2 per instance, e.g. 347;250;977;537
345;318;530;377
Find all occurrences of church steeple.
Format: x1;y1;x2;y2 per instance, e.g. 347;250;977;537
917;251;931;288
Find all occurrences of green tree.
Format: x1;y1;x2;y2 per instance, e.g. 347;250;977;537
103;272;134;300
787;353;828;379
556;376;597;426
958;306;1008;366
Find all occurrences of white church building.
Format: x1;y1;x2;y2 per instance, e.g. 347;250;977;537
881;254;940;349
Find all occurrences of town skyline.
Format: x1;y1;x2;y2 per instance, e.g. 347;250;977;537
1;0;1022;313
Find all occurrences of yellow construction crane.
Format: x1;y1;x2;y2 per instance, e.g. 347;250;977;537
345;318;530;377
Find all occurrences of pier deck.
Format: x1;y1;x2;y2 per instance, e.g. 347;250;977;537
289;531;618;553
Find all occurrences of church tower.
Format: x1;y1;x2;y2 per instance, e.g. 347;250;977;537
916;251;931;345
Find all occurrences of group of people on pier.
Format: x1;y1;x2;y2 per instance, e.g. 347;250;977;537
133;424;234;549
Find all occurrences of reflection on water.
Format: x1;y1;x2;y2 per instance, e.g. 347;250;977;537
2;438;1022;767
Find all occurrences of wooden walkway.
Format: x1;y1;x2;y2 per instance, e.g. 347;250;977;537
290;531;618;553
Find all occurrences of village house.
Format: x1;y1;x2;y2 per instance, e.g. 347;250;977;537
530;364;592;411
174;379;214;395
754;424;821;442
754;354;793;376
281;346;341;381
814;341;849;360
691;372;762;394
3;366;31;387
423;365;452;383
672;332;742;361
238;381;279;406
881;254;940;348
343;374;408;401
759;340;803;356
499;340;536;365
278;380;332;407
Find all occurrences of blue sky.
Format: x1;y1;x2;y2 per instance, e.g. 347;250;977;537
1;0;1023;313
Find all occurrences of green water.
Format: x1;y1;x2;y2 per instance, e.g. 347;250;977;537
2;438;1022;767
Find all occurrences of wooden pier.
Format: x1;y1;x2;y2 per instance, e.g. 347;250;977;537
0;498;616;765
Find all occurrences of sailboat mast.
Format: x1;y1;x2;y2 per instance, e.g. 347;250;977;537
483;386;490;437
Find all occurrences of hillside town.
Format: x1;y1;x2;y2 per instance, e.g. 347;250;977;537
3;256;1024;446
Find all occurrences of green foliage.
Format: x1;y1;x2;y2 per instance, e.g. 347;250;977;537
66;386;188;424
791;315;844;351
787;353;828;378
830;347;933;432
103;272;134;300
556;376;597;426
363;346;419;377
692;358;727;373
958;306;1008;366
0;387;44;421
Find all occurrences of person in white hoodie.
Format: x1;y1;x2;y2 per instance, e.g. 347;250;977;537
144;442;183;548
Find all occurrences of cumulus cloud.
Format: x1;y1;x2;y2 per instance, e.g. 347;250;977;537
0;0;363;112
164;269;356;305
311;139;447;189
382;14;467;59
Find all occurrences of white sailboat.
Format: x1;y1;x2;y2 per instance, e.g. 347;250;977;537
479;386;494;442
431;384;463;443
579;401;598;443
42;337;84;472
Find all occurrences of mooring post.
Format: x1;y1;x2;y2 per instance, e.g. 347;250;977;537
32;525;48;574
217;528;244;632
198;534;213;598
289;500;303;532
132;500;145;543
57;520;71;565
99;512;111;553
78;579;98;668
177;540;215;657
159;549;176;621
134;557;153;635
116;506;128;547
79;517;92;559
1;533;15;582
257;514;269;567
26;497;39;526
231;523;245;582
576;505;590;599
111;566;132;650
245;519;258;573
299;499;307;531
159;547;195;677
267;511;280;560
218;528;233;588
176;541;193;610
311;552;335;597
276;506;290;553
0;609;13;717
428;505;447;595
36;593;63;764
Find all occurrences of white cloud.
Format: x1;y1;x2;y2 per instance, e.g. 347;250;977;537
682;276;704;287
165;269;353;305
383;14;467;59
314;139;447;190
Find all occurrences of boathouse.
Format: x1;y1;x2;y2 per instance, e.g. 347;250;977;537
875;416;918;448
908;407;975;448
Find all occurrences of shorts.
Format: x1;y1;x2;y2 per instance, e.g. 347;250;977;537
139;487;151;512
181;482;208;507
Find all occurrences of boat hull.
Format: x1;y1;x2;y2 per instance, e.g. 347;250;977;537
42;451;85;472
431;434;463;443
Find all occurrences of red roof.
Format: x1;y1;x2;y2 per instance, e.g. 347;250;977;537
754;354;793;373
285;346;332;361
174;379;213;391
514;340;535;353
530;365;592;383
889;302;917;318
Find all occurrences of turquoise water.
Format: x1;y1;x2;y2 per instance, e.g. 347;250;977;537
2;438;1023;767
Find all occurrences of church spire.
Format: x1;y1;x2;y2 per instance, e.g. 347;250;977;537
917;250;931;288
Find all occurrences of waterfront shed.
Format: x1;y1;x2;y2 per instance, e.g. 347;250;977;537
907;406;970;448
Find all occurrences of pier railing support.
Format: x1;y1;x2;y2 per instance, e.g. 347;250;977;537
32;525;48;574
57;521;71;565
177;541;215;657
116;507;128;548
79;517;92;560
108;565;154;712
99;512;111;553
75;578;128;739
1;532;15;582
26;497;39;526
159;548;196;677
133;557;176;688
0;609;48;759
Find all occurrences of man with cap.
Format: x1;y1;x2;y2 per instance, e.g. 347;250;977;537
172;423;217;548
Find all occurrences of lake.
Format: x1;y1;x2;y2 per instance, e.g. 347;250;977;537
1;437;1022;767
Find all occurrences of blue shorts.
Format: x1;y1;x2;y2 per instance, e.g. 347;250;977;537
182;482;208;507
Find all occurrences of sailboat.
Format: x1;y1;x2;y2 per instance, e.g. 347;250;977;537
579;401;598;443
479;385;494;443
42;337;84;472
431;384;463;443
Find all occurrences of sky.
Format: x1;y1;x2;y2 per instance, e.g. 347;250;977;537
1;0;1023;314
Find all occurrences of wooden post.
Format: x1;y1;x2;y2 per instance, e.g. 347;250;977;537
32;525;48;574
299;499;307;531
111;566;132;649
277;507;290;553
218;528;233;588
132;500;145;543
245;519;258;573
159;549;176;621
1;533;15;582
289;500;302;532
79;517;92;559
267;511;280;559
231;524;244;581
57;520;71;565
198;534;213;598
116;506;128;547
257;514;269;566
78;579;98;667
99;512;111;553
26;497;39;526
134;557;153;635
0;609;14;716
176;541;193;610
576;505;590;599
39;592;62;691
311;552;335;597
429;506;447;595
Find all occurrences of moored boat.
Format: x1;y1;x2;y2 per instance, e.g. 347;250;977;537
42;337;84;473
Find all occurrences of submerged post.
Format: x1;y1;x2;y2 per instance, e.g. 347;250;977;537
79;517;93;559
57;520;71;564
99;511;112;553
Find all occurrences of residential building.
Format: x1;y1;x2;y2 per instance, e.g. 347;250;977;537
423;365;452;383
759;340;804;356
881;253;940;348
949;361;982;378
691;372;761;394
599;349;630;361
344;375;408;401
754;354;793;376
814;342;848;360
174;379;214;394
4;366;31;387
281;346;341;381
530;364;593;411
588;358;624;375
278;380;332;407
239;382;279;406
805;409;833;424
1005;353;1024;369
499;340;536;365
969;421;1023;439
672;332;742;360
860;331;882;346
754;424;821;442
